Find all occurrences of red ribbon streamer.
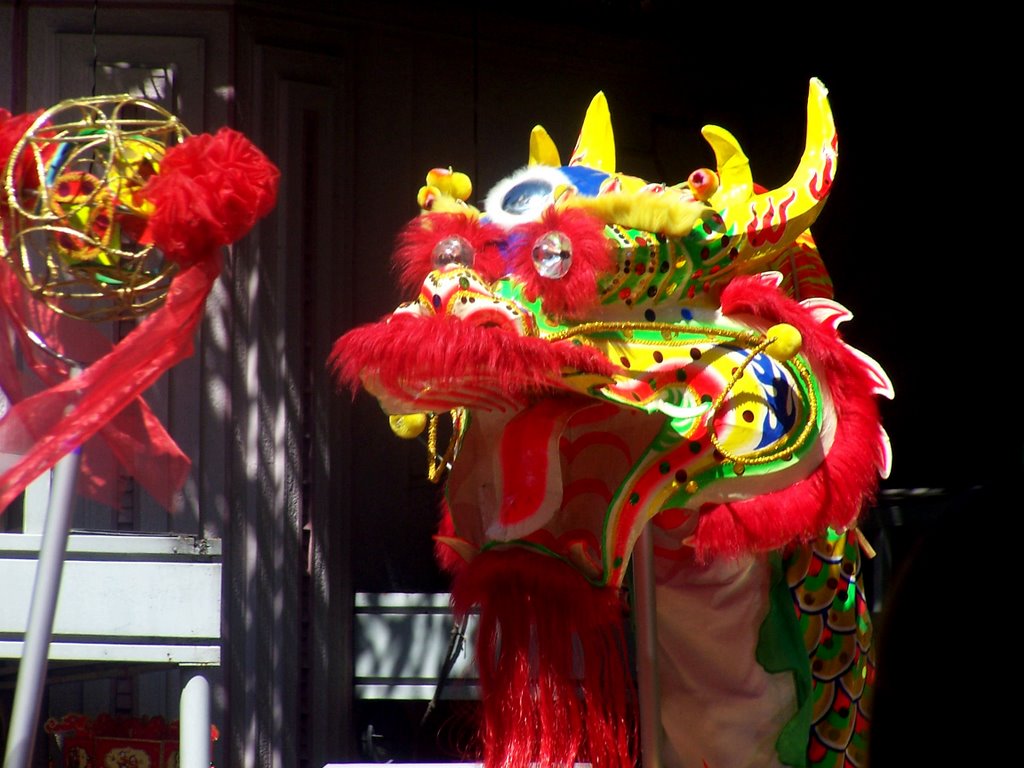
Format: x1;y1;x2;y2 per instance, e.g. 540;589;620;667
0;259;216;512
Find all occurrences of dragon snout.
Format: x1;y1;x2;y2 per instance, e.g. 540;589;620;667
393;266;535;335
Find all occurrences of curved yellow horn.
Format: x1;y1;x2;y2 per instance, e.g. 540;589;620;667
568;92;615;172
710;78;837;271
702;125;752;212
529;125;561;167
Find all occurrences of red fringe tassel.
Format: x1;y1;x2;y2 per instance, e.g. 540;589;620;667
451;549;637;768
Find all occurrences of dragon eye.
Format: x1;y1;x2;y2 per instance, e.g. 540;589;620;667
531;231;572;278
431;235;475;269
501;179;554;216
484;166;570;228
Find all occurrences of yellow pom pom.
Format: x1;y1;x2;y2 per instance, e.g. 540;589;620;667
765;323;802;360
417;185;439;210
389;413;428;439
425;167;472;201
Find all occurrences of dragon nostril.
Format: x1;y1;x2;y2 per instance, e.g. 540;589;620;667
432;235;475;269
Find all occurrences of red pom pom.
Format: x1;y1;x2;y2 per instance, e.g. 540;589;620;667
392;213;505;296
505;207;614;320
144;127;279;264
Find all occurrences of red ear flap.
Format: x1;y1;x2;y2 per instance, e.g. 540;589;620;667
506;207;614;319
392;213;506;295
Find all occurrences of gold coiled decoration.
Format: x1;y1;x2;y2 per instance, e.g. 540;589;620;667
1;95;189;322
427;410;462;484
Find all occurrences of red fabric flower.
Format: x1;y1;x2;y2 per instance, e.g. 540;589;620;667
144;127;279;265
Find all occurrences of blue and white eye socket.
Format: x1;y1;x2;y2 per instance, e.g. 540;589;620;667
484;165;571;229
502;179;553;215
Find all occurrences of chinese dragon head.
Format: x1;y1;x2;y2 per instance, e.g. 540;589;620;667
331;78;891;768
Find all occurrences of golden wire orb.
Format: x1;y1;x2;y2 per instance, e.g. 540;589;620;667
1;95;190;322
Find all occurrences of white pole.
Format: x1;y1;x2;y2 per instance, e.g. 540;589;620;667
179;673;211;768
2;445;81;768
633;525;662;768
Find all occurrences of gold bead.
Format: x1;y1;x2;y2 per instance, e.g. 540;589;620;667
765;323;802;360
684;480;699;494
388;412;427;439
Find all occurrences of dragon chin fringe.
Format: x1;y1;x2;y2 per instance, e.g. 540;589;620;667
451;548;638;768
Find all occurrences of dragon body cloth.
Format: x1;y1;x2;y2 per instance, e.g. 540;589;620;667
332;78;892;768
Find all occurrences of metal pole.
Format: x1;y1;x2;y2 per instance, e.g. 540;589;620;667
2;444;81;768
633;524;662;768
179;674;211;768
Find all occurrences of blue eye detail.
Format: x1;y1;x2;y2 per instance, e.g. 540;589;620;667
501;179;553;215
484;166;570;227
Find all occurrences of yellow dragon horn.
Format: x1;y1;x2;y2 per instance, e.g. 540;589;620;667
568;92;615;172
702;125;752;212
708;77;837;271
529;125;561;167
